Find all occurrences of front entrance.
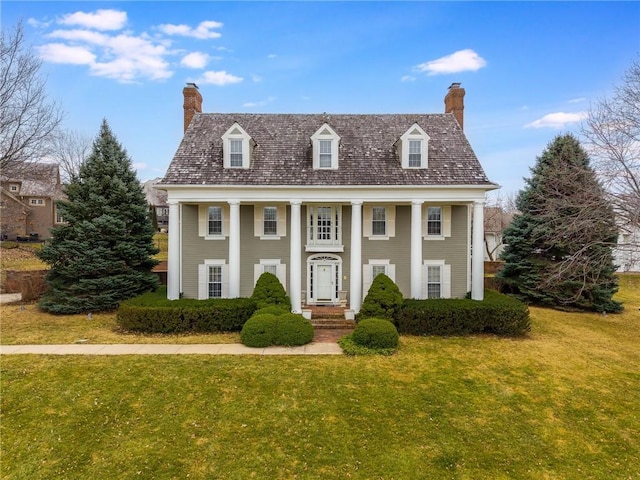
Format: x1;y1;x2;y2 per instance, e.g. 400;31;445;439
307;254;342;305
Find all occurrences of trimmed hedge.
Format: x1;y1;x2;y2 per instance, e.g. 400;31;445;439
357;273;403;322
116;288;256;333
251;272;291;309
396;290;530;336
241;312;314;348
352;318;399;349
253;305;291;316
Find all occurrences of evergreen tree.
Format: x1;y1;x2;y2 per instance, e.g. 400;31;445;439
38;120;159;313
498;134;622;313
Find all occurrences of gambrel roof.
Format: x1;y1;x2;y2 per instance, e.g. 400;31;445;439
161;113;495;187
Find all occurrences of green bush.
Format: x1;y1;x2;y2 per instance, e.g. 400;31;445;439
396;290;530;336
273;313;314;346
338;334;398;356
240;312;314;347
253;305;291;316
116;288;256;333
357;274;403;321
352;318;399;349
240;314;277;348
251;272;291;309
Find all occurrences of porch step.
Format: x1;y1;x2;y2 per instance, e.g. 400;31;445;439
311;318;356;330
305;306;348;319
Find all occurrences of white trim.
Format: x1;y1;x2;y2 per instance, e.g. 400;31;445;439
290;200;302;313
198;204;230;240
423;260;451;299
228;200;240;298
471;201;484;300
306;204;343;250
222;122;253;169
363;205;396;239
198;259;229;299
411;200;423;299
311;123;340;170
307;254;343;306
350;201;362;312
254;259;287;289
29;198;45;206
423;205;451;240
362;259;396;300
253;204;286;239
398;123;430;169
167;201;181;299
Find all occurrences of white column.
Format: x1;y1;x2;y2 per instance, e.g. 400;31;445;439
228;200;241;298
472;200;485;300
411;201;423;299
350;201;363;312
167;201;181;300
290;201;302;313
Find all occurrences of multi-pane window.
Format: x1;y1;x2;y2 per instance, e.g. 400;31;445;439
319;140;332;168
229;139;243;167
427;207;442;236
208;206;222;236
408;140;422;167
372;207;386;236
372;264;387;279
308;205;341;246
29;198;45;206
208;265;223;298
426;265;441;298
10;184;18;192
263;264;278;276
263;207;278;236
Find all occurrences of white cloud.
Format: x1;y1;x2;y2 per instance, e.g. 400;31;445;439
157;20;223;39
267;53;277;59
196;70;243;86
48;29;109;44
415;49;487;75
58;9;127;31
568;97;587;104
37;43;96;64
401;75;416;82
524;112;587;129
181;52;209;69
27;18;52;28
243;96;276;108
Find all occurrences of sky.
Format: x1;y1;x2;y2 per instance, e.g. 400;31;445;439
2;1;639;199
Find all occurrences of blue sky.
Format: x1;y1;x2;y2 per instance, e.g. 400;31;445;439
3;1;639;198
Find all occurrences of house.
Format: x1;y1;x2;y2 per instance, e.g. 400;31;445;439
158;83;497;313
142;178;169;232
483;206;514;262
0;163;64;241
614;222;640;272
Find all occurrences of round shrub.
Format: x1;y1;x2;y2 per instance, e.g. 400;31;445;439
358;273;403;321
254;305;290;316
352;318;399;349
273;313;314;346
251;272;291;309
240;314;277;348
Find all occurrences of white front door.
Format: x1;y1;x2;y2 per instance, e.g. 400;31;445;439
316;264;333;301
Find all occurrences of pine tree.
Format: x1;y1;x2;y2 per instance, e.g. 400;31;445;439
498;134;622;313
38;120;159;313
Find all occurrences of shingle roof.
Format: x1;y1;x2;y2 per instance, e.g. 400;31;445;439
1;163;63;198
161;113;495;187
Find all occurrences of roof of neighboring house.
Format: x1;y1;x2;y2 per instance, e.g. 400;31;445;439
1;163;63;199
161;113;496;187
142;178;168;206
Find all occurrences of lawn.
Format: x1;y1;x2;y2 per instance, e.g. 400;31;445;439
1;276;639;479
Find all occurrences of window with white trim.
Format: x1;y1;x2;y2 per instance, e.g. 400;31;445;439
307;205;342;249
29;198;45;206
362;260;396;300
423;205;452;239
363;206;396;239
55;205;64;224
311;123;340;170
222;123;253;169
254;259;287;289
253;205;287;239
9;184;19;193
422;260;451;299
372;207;386;236
198;260;229;299
198;204;229;239
397;123;430;169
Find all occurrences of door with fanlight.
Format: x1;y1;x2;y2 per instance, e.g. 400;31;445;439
307;254;342;305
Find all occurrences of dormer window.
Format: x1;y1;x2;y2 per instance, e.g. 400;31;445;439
222;123;254;169
311;123;340;170
398;123;430;169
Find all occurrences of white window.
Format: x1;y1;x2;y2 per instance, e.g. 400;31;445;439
222;123;253;169
362;260;396;300
311;123;340;170
423;205;452;239
9;184;19;193
423;260;451;299
198;204;229;239
198;260;229;299
307;205;342;250
398;123;430;169
29;198;45;206
254;259;287;288
55;206;64;224
363;206;396;239
253;205;287;239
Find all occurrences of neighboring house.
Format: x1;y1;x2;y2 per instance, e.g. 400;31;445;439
158;83;497;313
0;163;64;241
142;178;169;232
614;222;640;272
484;206;514;262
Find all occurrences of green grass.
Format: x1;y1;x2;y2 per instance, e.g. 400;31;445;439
1;275;639;479
153;232;168;262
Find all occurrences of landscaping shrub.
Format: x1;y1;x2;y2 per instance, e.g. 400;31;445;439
253;305;291;316
396;290;530;336
273;313;314;346
357;274;403;321
116;288;256;333
352;318;399;349
240;314;277;348
251;272;291;309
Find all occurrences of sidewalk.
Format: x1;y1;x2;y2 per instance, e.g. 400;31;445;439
0;342;344;355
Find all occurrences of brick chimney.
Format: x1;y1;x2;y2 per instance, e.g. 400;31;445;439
183;82;202;132
444;82;465;130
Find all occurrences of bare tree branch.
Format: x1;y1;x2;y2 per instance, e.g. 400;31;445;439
50;129;92;183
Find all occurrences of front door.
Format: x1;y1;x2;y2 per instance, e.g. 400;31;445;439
316;264;333;302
